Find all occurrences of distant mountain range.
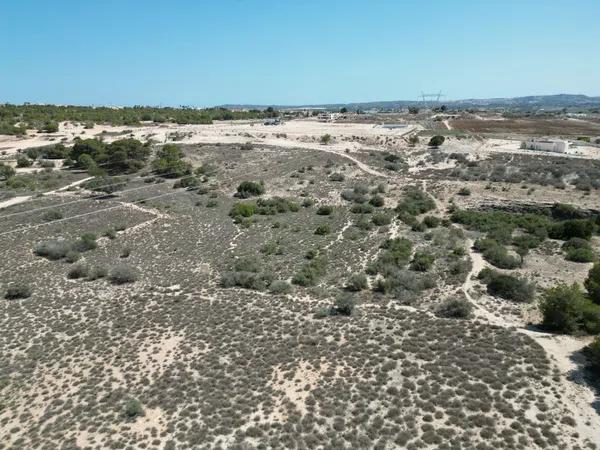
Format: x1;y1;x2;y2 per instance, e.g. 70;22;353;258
221;94;600;111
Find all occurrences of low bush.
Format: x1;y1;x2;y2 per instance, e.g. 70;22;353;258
124;399;144;419
549;219;595;241
457;187;471;196
42;209;64;222
316;205;333;215
35;240;72;260
269;280;292;294
235;180;265;198
292;257;327;286
566;247;595;263
329;173;345;182
314;224;331;235
4;283;32;300
109;264;138;284
428;135;446;147
350;203;373;214
372;213;392;226
479;268;535;302
482;244;521;269
367;238;412;276
332;294;356;316
410;252;435;272
16;156;33;168
423;216;440;228
540;283;600;334
369;195;385;207
229;202;256;218
346;273;368;291
68;264;89;279
436;297;473;319
72;233;97;252
396;187;436;218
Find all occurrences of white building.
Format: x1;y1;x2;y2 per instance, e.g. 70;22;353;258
521;138;569;153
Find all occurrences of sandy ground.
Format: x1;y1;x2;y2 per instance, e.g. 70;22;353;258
2;119;600;448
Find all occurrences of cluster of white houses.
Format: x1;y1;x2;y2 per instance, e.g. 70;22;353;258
521;138;569;153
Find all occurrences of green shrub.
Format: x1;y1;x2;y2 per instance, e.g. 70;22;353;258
585;263;600;304
235;180;265;198
4;283;32;300
68;264;89;279
346;273;368;291
369;195;385;207
0;163;16;180
423;216;440;228
65;250;81;263
42;209;63;222
35;240;72;260
320;134;331;144
367;238;412;276
269;280;292;294
540;283;600;334
350;203;373;214
292;257;327;286
152;144;190;177
109;264;138;284
457;187;471;196
314;224;331;235
428;135;445;147
436;297;473;319
549;219;595;240
410;252;435;272
566;247;595;263
229;202;256;218
16;156;33;168
87;265;108;281
333;294;355;316
255;197;299;215
482;244;521;269
396;187;436;217
72;233;97;252
316;205;333;215
372;213;392;226
480;269;534;303
124;399;144;419
329;173;344;182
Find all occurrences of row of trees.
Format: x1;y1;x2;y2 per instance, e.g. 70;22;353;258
0;104;280;134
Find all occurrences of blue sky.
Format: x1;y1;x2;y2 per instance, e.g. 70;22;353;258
1;0;599;106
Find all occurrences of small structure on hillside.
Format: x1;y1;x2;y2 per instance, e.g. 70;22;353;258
521;138;569;153
264;118;282;126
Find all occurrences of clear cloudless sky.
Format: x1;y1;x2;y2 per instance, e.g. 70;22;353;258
1;0;599;106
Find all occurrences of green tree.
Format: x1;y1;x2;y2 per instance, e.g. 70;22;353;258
585;262;600;304
428;135;446;147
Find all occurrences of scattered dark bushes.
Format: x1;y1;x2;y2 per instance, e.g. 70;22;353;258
396;187;436;222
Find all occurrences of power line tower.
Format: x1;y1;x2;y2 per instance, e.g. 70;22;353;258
419;91;445;105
